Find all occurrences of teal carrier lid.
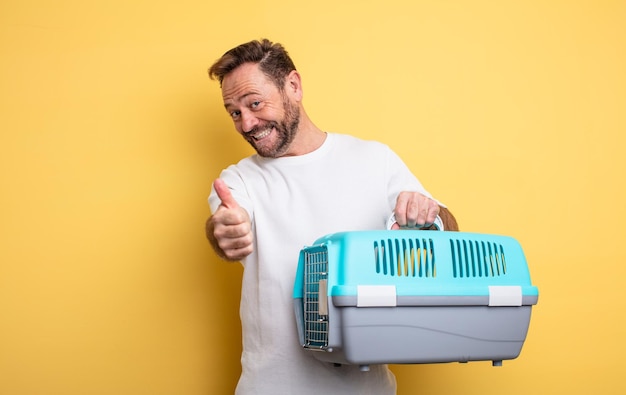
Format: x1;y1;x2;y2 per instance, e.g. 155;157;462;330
293;230;538;307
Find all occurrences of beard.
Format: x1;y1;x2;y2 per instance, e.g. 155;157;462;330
244;96;300;158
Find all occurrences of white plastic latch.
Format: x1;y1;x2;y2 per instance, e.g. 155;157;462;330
357;285;397;307
488;286;522;306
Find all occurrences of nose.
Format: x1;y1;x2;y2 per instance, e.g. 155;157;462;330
239;109;259;134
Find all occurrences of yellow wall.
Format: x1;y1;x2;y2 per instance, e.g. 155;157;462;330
1;1;624;394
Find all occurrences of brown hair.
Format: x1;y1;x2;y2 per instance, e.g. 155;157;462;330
208;39;297;90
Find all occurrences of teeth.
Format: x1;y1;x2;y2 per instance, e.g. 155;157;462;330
253;128;271;140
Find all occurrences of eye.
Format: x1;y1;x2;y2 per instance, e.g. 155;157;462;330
251;101;261;109
230;110;241;120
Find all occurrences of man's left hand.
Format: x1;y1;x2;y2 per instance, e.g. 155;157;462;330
391;192;440;229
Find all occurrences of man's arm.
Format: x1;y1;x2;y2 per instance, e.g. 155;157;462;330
438;206;459;231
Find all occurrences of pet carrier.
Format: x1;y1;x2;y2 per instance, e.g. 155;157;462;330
293;230;538;370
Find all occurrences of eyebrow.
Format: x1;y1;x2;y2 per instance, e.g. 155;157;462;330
223;92;258;110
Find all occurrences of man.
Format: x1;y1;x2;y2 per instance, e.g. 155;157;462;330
206;39;458;395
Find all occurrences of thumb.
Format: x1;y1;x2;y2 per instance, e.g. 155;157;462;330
213;178;239;209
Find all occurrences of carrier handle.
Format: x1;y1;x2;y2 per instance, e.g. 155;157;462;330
386;214;443;231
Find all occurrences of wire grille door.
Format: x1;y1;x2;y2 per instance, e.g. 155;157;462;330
303;247;329;349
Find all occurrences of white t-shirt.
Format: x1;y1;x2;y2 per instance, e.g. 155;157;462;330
209;133;434;395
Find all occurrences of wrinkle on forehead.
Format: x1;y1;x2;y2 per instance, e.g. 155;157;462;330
222;83;262;108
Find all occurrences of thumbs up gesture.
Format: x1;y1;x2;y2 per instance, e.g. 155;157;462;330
206;179;253;261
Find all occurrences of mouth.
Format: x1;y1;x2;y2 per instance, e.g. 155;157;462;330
250;126;273;141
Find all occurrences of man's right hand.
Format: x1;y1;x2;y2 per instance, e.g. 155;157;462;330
206;179;253;261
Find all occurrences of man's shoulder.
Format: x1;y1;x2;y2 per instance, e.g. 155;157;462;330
329;132;391;152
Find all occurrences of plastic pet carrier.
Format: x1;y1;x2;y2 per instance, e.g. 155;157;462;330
293;230;538;370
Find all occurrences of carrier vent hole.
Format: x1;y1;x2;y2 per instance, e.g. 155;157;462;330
450;239;507;278
374;238;436;277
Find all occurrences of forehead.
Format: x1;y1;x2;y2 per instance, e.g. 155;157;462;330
221;63;276;104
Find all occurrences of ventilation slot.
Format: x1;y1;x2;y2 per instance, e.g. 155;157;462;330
374;238;436;277
450;239;507;278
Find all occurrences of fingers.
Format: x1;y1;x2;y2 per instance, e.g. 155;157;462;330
214;178;239;209
208;213;253;261
394;192;440;228
214;222;254;260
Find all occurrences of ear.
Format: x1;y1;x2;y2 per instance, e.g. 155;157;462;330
284;70;303;101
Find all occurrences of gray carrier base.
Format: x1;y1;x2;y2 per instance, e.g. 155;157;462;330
292;298;531;370
294;294;537;369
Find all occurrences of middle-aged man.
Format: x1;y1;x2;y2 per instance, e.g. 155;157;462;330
206;38;458;395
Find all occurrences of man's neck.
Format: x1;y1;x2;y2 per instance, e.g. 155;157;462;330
281;114;326;157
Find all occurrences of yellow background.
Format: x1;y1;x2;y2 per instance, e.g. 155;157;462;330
1;1;624;394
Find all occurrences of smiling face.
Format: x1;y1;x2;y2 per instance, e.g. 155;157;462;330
221;62;301;158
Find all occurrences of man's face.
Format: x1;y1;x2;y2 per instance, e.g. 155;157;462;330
221;63;300;158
